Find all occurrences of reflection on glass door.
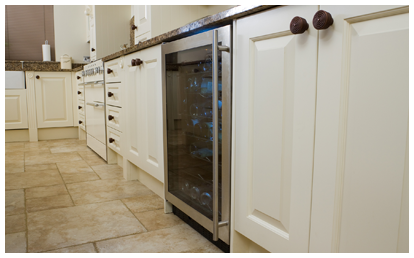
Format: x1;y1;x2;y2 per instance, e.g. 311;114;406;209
166;44;223;220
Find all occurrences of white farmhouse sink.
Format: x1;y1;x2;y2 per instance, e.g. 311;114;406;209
5;71;25;89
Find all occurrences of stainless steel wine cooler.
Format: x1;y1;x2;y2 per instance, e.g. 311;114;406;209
162;25;231;245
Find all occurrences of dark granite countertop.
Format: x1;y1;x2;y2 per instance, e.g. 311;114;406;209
5;60;85;72
102;5;277;62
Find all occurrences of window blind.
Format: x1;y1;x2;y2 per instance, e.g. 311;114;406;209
5;5;55;61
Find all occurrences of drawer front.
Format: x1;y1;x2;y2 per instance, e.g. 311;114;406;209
78;114;86;131
106;105;122;132
107;126;122;154
77;100;85;116
105;58;122;83
106;83;123;108
75;71;83;84
77;85;85;100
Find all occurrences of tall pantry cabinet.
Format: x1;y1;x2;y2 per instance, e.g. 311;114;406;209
233;5;408;253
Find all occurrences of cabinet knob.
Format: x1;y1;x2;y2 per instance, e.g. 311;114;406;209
77;76;81;80
290;16;309;34
108;115;114;120
131;59;136;66
78;91;82;95
107;68;113;74
78;106;82;109
108;92;114;97
109;138;115;143
135;58;143;66
131;24;137;30
91;48;95;52
36;75;40;79
313;10;334;30
79;120;83;124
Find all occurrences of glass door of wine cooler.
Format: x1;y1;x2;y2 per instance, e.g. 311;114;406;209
162;25;231;244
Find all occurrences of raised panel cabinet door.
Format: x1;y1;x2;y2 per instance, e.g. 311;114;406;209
310;5;408;253
139;45;164;183
5;90;28;129
124;51;144;166
90;6;97;61
34;72;73;128
133;5;151;44
234;6;319;252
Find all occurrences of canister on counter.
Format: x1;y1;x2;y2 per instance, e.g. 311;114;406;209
60;54;72;69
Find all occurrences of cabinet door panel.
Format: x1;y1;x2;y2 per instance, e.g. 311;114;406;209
124;52;143;166
134;5;151;44
310;5;408;253
90;7;96;61
140;45;164;182
35;72;73;128
5;90;28;129
234;5;318;252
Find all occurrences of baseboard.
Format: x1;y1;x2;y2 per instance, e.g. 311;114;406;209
5;129;30;142
38;127;79;140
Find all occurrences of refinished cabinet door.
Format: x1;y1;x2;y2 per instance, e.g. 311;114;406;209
133;5;151;44
34;72;73;128
233;5;319;252
5;90;28;129
124;46;164;183
310;5;408;253
138;45;164;183
124;51;144;167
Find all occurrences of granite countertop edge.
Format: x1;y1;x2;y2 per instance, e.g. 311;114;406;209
5;61;85;72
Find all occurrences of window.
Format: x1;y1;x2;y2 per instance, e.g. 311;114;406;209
5;5;55;61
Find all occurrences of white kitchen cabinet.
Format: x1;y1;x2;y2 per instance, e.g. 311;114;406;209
132;5;152;44
233;5;319;253
5;89;28;129
233;5;408;253
124;51;143;169
310;5;408;253
105;58;123;83
34;72;74;128
87;5;130;61
124;44;164;183
106;105;123;132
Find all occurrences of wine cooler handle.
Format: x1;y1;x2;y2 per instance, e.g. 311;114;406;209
212;29;229;242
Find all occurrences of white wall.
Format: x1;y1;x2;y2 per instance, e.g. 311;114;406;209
201;5;237;16
54;5;89;63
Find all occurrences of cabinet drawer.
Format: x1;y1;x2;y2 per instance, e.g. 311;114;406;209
105;58;122;83
106;83;123;108
106;105;122;132
107;126;122;154
77;85;85;100
75;71;83;84
77;100;85;116
78;114;86;131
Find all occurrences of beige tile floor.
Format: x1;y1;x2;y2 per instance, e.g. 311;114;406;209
5;139;222;253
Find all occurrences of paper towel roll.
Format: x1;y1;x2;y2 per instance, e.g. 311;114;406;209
42;40;51;61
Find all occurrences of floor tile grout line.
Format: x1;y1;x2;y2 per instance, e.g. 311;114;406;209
7;183;69;192
93;242;99;253
36;231;149;253
55;162;76;206
119;199;149;233
77;150;103;180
